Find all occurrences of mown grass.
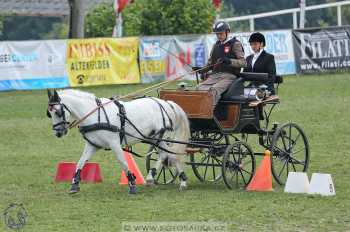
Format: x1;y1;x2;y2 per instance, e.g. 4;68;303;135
0;73;350;232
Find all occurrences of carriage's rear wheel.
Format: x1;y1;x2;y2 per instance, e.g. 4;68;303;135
145;146;178;185
222;141;255;189
270;122;310;185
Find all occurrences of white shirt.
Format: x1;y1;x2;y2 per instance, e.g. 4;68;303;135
252;49;263;68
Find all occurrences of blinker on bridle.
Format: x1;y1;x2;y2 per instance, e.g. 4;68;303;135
47;101;72;131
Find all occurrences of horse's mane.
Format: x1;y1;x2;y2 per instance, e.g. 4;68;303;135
58;89;96;100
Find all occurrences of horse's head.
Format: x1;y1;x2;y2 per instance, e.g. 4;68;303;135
47;89;71;138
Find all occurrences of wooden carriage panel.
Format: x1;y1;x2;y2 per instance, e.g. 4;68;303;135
160;90;214;119
217;104;240;129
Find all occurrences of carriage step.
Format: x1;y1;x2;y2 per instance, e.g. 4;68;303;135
185;147;201;154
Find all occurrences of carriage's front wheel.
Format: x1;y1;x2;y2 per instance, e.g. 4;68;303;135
145;146;178;185
190;149;223;182
189;133;229;182
270;122;310;185
222;141;256;189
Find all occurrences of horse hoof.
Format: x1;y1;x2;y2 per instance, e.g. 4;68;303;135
69;188;80;194
69;184;80;194
146;179;155;186
128;185;137;194
179;182;187;191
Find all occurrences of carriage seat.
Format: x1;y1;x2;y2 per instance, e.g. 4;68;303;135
220;72;282;102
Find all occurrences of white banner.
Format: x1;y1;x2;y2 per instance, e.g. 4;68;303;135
206;30;296;75
0;40;69;91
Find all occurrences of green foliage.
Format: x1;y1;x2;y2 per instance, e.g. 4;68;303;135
84;0;216;37
341;4;350;26
123;0;216;36
84;3;116;38
0;15;4;37
40;22;69;40
0;16;63;41
219;3;249;32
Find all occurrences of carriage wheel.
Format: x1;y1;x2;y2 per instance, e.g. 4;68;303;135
222;141;255;189
190;149;223;182
190;134;229;182
145;146;178;185
270;122;310;185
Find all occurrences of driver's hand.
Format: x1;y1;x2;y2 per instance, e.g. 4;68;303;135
200;72;208;80
218;57;231;65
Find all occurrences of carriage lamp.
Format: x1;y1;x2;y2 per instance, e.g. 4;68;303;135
255;88;266;100
244;88;266;101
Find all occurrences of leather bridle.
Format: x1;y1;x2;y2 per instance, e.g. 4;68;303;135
47;101;72;133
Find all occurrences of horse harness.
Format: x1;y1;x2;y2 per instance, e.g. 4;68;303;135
47;101;71;133
78;97;176;155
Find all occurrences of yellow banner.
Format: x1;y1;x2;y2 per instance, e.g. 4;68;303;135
66;37;140;87
140;60;165;75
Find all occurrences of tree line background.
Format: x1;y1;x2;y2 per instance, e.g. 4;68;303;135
0;0;349;40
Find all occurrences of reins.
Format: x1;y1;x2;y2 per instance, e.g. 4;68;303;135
68;62;222;129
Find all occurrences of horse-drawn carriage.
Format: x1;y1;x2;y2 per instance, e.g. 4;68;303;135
47;69;310;194
146;72;310;189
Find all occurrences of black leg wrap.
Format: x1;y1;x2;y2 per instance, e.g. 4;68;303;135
127;171;137;194
69;169;81;194
151;168;157;178
73;169;81;184
179;172;187;181
162;157;169;167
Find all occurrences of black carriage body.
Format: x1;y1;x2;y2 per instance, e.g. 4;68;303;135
155;73;309;189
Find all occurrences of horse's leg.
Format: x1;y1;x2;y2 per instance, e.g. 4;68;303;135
70;143;98;194
146;148;164;185
146;140;174;186
146;135;167;185
174;155;187;191
110;143;137;194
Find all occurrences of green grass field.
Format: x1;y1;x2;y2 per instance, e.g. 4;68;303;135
1;73;350;232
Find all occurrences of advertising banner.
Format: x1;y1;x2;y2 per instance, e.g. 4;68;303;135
139;35;207;83
293;26;350;73
0;40;69;91
67;37;140;87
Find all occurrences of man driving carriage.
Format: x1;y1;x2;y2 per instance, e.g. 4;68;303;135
197;21;246;106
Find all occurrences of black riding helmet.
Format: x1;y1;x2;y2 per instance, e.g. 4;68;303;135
212;21;230;33
249;32;266;46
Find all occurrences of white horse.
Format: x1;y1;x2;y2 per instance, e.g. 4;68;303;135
46;89;190;194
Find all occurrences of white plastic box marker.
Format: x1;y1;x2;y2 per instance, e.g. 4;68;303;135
284;172;310;194
308;173;335;196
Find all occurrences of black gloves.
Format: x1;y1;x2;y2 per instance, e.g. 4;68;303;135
218;57;231;65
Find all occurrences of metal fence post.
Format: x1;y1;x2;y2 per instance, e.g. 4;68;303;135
300;0;306;29
337;5;342;26
249;18;254;31
293;11;298;29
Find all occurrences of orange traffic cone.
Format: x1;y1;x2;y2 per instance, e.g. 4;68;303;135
246;150;273;191
119;151;145;185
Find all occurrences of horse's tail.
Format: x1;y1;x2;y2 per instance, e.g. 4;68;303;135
166;101;190;156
